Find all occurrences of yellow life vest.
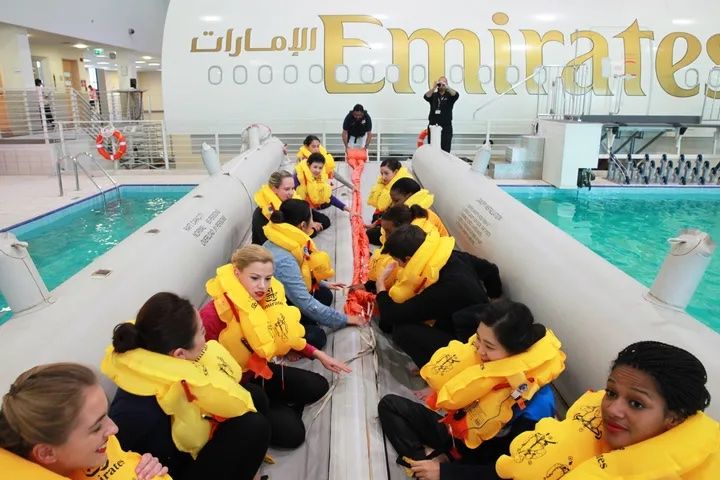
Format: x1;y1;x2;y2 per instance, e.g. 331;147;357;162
296;144;335;177
368;247;400;289
295;161;332;208
0;436;173;480
263;221;335;290
206;263;306;375
421;330;565;448
101;340;255;459
368;166;413;211
388;229;455;303
403;189;449;236
496;390;720;480
254;184;301;220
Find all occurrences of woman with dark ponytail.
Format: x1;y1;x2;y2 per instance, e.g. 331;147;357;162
379;300;562;480
262;199;367;348
497;341;717;479
104;292;271;480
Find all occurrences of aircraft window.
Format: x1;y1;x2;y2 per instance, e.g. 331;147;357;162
258;65;273;84
505;65;520;84
684;68;699;88
449;64;463;83
335;64;349;83
386;65;400;83
208;65;222;85
284;65;299;84
233;65;247;85
360;64;375;84
478;65;492;85
412;65;426;83
309;64;324;84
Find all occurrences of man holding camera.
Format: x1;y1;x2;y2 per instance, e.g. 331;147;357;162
423;76;459;153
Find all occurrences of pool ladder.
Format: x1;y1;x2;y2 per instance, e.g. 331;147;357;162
56;152;120;207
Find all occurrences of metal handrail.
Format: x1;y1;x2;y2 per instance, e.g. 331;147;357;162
74;152;120;197
472;70;544;120
71;156;107;207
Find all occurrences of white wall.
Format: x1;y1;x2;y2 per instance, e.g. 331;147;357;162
29;44;89;90
0;0;169;54
137;71;163;111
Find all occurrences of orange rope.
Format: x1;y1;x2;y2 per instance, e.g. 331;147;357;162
343;148;376;317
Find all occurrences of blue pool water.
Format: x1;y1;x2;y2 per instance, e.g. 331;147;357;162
505;187;720;332
0;185;194;323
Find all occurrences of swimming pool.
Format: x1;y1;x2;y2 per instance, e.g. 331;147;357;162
0;185;194;323
504;186;720;332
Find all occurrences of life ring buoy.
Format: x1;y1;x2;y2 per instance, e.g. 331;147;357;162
96;130;127;161
417;129;429;147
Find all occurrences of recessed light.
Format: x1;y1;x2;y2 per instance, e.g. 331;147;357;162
200;15;222;22
97;61;109;65
672;18;695;25
142;55;152;60
73;43;88;49
135;60;146;64
148;63;160;66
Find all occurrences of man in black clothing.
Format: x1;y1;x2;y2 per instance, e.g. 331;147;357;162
375;225;502;367
424;76;459;153
342;104;373;151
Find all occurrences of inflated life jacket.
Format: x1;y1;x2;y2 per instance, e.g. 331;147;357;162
263;221;335;290
295;161;331;208
0;436;173;480
496;389;720;479
206;263;306;377
296;144;335;178
101;340;255;459
403;190;449;236
254;184;300;220
387;229;455;303
421;330;565;448
368;166;413;212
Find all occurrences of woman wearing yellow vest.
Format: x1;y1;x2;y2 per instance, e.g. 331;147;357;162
263;199;368;349
296;134;353;189
389;177;449;237
366;159;414;245
379;300;561;480
0;363;170;480
251;170;328;245
104;293;270;480
375;225;503;369
497;341;718;480
294;153;356;217
200;244;351;448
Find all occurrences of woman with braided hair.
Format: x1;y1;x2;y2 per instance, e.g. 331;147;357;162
496;341;718;480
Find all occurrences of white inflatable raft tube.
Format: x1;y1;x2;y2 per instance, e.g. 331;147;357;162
0;138;285;395
412;145;720;419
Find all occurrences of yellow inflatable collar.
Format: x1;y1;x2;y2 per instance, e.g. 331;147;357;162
0;436;173;480
388;229;455;303
295;162;331;208
296;144;335;177
206;263;306;374
101;340;255;458
496;389;720;479
263;222;334;290
368;166;413;212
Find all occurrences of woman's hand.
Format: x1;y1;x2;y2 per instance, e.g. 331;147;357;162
326;282;347;291
346;314;369;326
135;453;169;480
348;283;366;292
312;221;324;232
314;350;352;374
378;262;397;284
409;459;440;480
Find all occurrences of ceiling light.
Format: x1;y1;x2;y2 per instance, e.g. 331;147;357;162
200;15;222;22
97;61;109;65
672;18;695;25
148;63;160;66
142;55;152;60
73;43;88;49
134;60;146;64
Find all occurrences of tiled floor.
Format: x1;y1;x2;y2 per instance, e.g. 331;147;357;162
0;170;208;229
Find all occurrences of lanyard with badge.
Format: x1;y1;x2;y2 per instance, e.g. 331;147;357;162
435;93;446;115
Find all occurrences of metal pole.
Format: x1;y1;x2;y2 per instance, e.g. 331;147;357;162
56;158;64;196
160;121;170;169
376;132;381;162
214;133;220;158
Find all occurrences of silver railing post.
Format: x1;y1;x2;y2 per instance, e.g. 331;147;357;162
161;121;170;169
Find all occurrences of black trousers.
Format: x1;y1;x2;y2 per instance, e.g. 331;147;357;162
427;124;453;153
392;323;455;369
287;285;333;349
246;363;329;449
378;394;518;479
177;410;270;480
